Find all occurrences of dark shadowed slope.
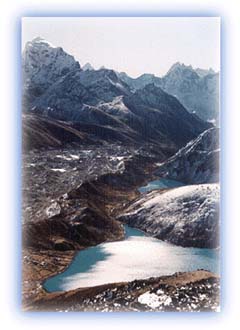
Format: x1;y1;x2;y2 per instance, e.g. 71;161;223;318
155;127;219;184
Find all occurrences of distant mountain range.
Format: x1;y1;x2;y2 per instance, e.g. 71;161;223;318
22;37;213;150
118;62;219;122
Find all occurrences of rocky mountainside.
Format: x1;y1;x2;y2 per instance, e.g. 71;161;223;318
155;127;219;184
119;184;219;248
118;62;219;122
22;38;211;149
125;84;210;146
22;37;81;106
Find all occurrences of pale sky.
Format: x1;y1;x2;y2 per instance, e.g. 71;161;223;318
22;17;220;78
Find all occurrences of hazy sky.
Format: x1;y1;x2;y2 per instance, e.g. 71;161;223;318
22;17;220;78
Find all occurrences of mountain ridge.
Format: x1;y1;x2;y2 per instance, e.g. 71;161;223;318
22;38;212;149
118;63;219;122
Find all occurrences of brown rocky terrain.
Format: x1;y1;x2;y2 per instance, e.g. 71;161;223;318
22;115;172;308
22;113;219;312
26;270;220;312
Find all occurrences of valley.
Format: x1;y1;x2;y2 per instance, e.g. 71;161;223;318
21;37;220;312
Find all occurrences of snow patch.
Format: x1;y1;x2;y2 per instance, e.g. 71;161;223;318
46;201;61;218
138;291;172;309
51;168;66;173
70;154;80;160
56;155;72;161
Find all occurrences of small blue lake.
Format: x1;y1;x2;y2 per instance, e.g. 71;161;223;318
138;178;184;193
43;225;219;293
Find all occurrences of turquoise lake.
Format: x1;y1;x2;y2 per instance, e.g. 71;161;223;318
43;225;219;293
138;178;184;193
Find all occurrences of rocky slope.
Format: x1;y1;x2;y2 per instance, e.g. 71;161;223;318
22;140;167;307
27;270;219;312
119;184;219;248
22;136;166;250
124;84;210;146
22;113;96;151
22;111;149;153
32;75;210;148
118;62;219;122
155;127;219;184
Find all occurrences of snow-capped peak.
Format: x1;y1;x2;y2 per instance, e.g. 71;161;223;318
29;36;57;48
166;62;194;75
22;37;81;96
82;62;95;71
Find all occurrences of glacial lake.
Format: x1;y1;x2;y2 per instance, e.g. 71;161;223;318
43;225;219;293
138;178;184;193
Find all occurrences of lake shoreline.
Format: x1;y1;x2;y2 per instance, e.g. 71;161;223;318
23;213;219;311
43;224;219;293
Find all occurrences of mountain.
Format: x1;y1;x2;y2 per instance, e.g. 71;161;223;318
195;67;215;78
161;63;219;122
22;38;211;149
119;184;219;248
117;72;162;91
31;69;136;131
82;62;95;71
123;84;211;146
155;127;219;184
118;62;219;122
75;68;131;102
32;81;211;148
22;37;80;106
31;68;132;116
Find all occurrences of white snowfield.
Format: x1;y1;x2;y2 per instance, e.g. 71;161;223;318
120;184;220;248
138;291;172;309
143;184;219;209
